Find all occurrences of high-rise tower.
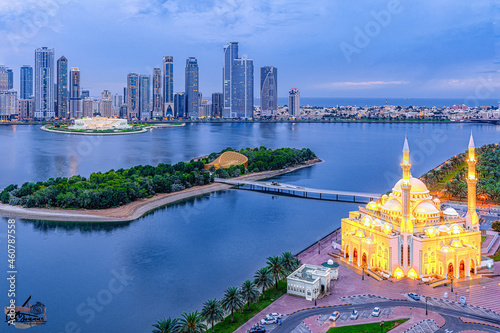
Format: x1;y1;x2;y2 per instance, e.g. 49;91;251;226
466;133;479;230
139;74;151;120
232;56;254;119
152;68;162;119
20;66;34;99
185;57;199;118
260;66;278;117
127;73;139;119
223;42;238;118
289;88;300;118
69;67;81;118
7;68;13;90
163;56;174;116
34;47;55;119
57;57;68;118
0;66;8;90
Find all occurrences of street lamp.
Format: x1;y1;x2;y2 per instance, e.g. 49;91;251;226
425;296;429;315
362;264;366;280
380;320;385;333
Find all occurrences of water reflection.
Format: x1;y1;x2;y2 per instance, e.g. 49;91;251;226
22;219;132;233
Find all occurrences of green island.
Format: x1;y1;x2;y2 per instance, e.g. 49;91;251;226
326;319;409;333
0;147;316;209
420;143;500;203
151;252;300;333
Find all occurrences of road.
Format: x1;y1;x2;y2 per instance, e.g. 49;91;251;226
271;299;500;333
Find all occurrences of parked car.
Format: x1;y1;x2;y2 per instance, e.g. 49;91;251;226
408;293;421;301
267;313;282;319
350;310;359;320
260;317;277;325
249;326;266;333
372;307;381;317
329;311;340;321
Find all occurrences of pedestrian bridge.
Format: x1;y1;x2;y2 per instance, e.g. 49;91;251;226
214;178;381;204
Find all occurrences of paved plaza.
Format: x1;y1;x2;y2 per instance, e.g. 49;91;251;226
237;229;500;333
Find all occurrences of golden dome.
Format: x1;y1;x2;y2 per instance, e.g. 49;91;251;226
393;177;429;194
204;151;249;170
381;198;402;212
414;201;440;215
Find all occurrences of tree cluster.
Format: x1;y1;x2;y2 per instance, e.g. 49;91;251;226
421;143;500;203
1;147;317;209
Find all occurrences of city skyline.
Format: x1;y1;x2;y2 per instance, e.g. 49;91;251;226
0;1;495;99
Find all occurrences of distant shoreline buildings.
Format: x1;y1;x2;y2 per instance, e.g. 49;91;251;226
1;42;499;122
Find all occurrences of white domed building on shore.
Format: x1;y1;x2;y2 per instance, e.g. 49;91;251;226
68;117;132;131
341;135;481;280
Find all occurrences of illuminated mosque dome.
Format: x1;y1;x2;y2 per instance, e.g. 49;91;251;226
392;177;430;195
414;201;440;214
381;198;402;212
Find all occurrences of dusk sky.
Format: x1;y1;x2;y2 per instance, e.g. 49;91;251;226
0;0;497;99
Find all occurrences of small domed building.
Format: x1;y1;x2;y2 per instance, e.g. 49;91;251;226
341;135;481;280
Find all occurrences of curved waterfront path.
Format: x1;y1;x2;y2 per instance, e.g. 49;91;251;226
0;159;322;222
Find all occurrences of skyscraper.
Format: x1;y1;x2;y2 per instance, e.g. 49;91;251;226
101;90;113;117
127;73;139;119
185;57;199;118
56;57;68;119
163;56;174;116
211;92;223;118
139;74;151;120
34;47;55;120
69;67;81;118
223;42;238;118
174;92;186;118
81;90;90;99
289;88;300;118
260;66;278;117
20;65;33;100
152;68;162;119
7;68;13;90
0;66;9;90
232;56;254;119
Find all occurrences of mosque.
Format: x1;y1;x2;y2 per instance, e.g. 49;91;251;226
341;135;481;280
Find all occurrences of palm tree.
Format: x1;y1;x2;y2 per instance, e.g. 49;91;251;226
176;311;206;333
266;256;286;289
292;257;302;271
240;280;260;311
152;317;178;333
201;299;224;333
254;267;273;299
220;286;243;323
281;252;298;273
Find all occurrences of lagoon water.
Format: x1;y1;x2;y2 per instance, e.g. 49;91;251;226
1;123;500;332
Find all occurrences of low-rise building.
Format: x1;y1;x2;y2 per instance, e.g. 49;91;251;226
286;264;336;301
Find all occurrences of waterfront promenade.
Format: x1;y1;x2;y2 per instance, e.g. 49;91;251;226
235;230;500;333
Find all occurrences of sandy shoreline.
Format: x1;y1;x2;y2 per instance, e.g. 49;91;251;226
0;159;321;223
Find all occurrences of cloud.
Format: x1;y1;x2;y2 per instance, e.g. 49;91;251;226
118;0;323;42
